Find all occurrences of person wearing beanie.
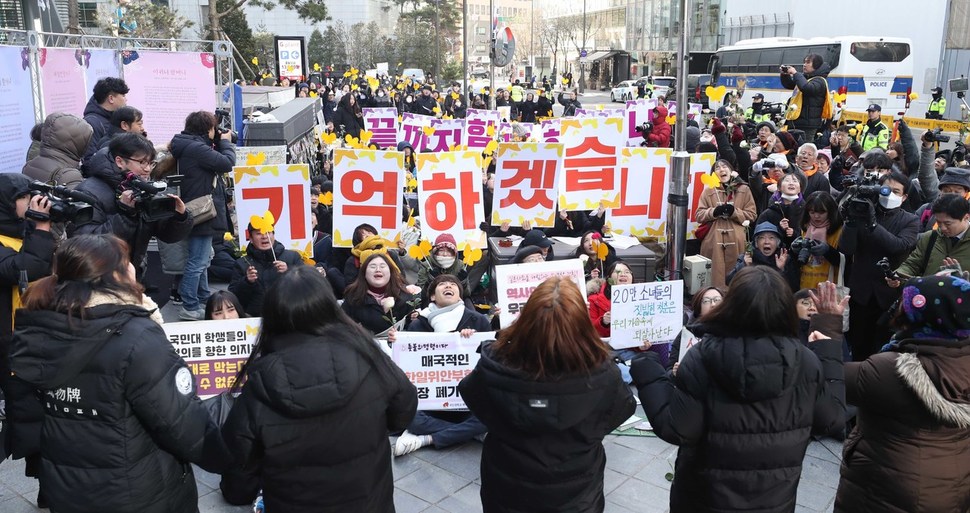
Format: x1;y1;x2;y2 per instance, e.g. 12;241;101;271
817;148;832;175
685;125;701;153
697;159;757;288
754;120;777;151
512;244;545;264
914;167;970;232
727;221;799;291
416;233;468;296
890;194;970;282
835;274;970;513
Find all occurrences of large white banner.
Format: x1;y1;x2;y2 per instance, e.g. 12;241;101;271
492;142;563;227
331;149;404;247
416;150;486;249
393;331;494;410
232;164;312;254
558;117;624;211
164;317;261;399
494;259;586;328
609;281;683;349
0;46;38;171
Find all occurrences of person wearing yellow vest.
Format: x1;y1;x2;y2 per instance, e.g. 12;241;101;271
858;104;890;151
745;93;771;123
780;53;830;141
926;87;947;120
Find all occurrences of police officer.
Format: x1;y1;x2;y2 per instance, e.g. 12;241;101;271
858;104;890;151
745;93;770;123
926;87;946;120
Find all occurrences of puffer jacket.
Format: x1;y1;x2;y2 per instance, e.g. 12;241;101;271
69;147;193;276
22;112;93;189
780;65;831;132
221;331;417;513
227;240;305;317
631;314;845;513
458;342;635;513
835;337;970;513
81;96;112;163
170;132;235;237
8;302;227;513
646;105;672;147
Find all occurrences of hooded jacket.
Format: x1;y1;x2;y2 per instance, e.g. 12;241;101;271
8;302;227;513
646;105;672;148
169;132;235;237
228;240;305;317
22;112;93;189
82;96;113;163
835;337;970;512
458;342;635;513
780;65;831;131
221;332;418;513
631;314;845;513
70;147;193;275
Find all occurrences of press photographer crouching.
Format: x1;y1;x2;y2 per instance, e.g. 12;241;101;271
838;169;918;361
69;132;192;281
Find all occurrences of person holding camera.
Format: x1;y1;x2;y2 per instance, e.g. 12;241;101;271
887;194;970;286
780;53;830;141
171;111;236;321
839;170;918;361
70;133;192;282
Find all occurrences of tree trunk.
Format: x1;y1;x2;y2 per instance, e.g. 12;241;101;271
67;0;80;34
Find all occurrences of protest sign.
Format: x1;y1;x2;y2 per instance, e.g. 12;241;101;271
497;105;512;121
559;117;624;211
399;112;433;151
0;46;38;171
39;48;86;118
165;318;261;399
687;153;718;238
678;326;699;363
494;259;586;327
426;118;464;152
332;149;404;247
465;108;501;123
416;150;485;248
538;118;561;142
609;280;684;349
232;163;313;254
492;142;564;228
666;101;702;120
235;145;287;166
607;147;670;240
362;107;400;149
393;331;494;410
624;98;658;147
464;116;498;151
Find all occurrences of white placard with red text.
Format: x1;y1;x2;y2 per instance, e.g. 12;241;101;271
232;164;312;254
393;331;494;410
687;153;718;238
558;117;624;211
624;99;658;147
492;142;564;228
416;150;486;249
494;259;587;328
331;149;405;247
362;107;400;149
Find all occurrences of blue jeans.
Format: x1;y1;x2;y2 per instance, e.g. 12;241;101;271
408;411;487;449
179;235;212;311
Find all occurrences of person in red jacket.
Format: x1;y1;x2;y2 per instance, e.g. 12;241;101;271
646;104;672;147
588;260;655;383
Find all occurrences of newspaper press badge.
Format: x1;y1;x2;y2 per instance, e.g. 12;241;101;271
175;367;193;395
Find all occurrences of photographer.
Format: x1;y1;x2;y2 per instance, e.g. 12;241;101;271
829;126;864;192
888;194;970;285
70;133;191;281
780;53;831;141
839;170;918;361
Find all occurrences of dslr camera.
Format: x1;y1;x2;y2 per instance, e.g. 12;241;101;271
28;182;94;224
635;122;654;134
119;172;178;222
215;109;238;143
876;256;901;281
790;237;821;264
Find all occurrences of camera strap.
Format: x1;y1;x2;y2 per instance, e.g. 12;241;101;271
920;230;940;276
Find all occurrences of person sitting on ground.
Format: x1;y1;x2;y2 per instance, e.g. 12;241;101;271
341;252;421;337
205;290;246;320
392;274;491;457
228;218;305;317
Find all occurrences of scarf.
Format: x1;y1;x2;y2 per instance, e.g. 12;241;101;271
366;286;388;303
801;164;818;177
419;301;465;333
805;220;829;242
86;291;164;326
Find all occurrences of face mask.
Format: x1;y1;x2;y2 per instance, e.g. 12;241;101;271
879;193;903;209
436;256;456;268
700;133;714;144
781;193;800;201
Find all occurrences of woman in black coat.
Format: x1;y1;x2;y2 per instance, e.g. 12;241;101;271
221;266;418;512
459;276;635;513
332;92;364;139
341;252;421;336
631;267;846;513
518;93;539;123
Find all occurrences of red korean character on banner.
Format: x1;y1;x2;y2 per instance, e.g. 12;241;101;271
240;184;307;241
365;116;397;148
613;165;665;218
563;137;616;192
465;118;493;149
423;171;482;231
498;159;557;210
339;169;400;228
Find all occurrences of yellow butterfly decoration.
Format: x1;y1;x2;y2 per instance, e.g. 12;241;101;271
831;91;847;104
592;239;610;261
251;56;259;66
396;83;405;90
484;140;498;154
461;244;483;266
451;92;459;100
344;134;362;148
321;132;337;145
367;77;380;90
406;176;418;192
908;92;919;101
705;85;727;102
359;130;374;144
406;210;417;227
700;172;721;189
298;250;316;266
250;210;276;233
343;70;352;78
645;225;666;238
245;152;266;166
350;84;359;91
486;124;496;136
313;63;321;71
223;231;235;242
233;166;260;184
320;191;333;206
422;126;436;137
432;106;441;114
666;115;677;124
246;324;260;336
408;239;433;260
442;114;453;120
309;91;318;98
397;115;403;123
558;195;579;211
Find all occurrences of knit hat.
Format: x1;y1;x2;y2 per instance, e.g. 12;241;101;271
685;126;701;153
512;244;544;263
817;149;832;164
433;233;458;256
521;229;552;249
755;120;777;134
777;131;797;151
939;168;970;192
899;275;970;340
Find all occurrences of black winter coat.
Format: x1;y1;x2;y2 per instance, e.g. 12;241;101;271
70;147;193;276
81;96;111;164
341;290;419;335
8;304;227;513
458;342;635;513
170;132;235;237
407;307;492;334
838;206;918;309
221;332;417;513
780;65;830;132
332;105;364;139
557;93;581;117
631;315;845;513
228;240;305;317
519;100;539;123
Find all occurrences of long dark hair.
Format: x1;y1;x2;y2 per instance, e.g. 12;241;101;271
698;265;798;337
343;252;408;306
493;276;610;380
205;290;247;320
800;191;842;234
22;235;143;319
235;266;399;391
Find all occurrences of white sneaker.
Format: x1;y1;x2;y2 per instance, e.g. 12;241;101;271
394;431;426;457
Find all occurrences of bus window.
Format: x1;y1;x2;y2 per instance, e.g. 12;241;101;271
739;50;759;73
720;51;740;70
759;48;783;73
850;42;910;62
781;48;806;68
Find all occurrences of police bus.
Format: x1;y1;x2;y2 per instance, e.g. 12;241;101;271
709;36;914;114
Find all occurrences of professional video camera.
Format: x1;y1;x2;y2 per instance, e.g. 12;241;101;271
924;127;951;144
790;237;821;264
119;172;178;222
839;171;890;223
28;181;95;224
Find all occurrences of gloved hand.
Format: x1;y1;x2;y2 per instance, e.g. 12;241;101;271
731;124;745;144
721;203;736;217
865;201;877;231
809;241;830;256
712;204;727;217
711;117;726;135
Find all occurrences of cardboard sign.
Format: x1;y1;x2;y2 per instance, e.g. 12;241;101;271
426;118;464;152
558;117;624;211
235;145;287;166
494;259;587;328
607;147;671;240
492;142;564;228
331;149;405;247
393;331;494;410
164;318;261;399
399;113;434;151
609;281;684;349
624;98;658;147
416;150;486;249
362;107;400;149
232;164;313;254
464;116;498;151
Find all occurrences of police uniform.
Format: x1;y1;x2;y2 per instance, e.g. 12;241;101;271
859;104;890;151
927;87;946;120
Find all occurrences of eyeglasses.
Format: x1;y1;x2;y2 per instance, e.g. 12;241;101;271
611;270;633;276
124;156;156;170
701;297;722;305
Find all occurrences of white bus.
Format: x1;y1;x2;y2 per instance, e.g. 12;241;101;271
709;36;914;115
